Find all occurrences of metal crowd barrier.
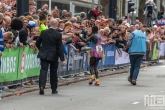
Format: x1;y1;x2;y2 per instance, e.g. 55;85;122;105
0;42;165;89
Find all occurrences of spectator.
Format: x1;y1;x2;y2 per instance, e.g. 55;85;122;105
0;13;4;57
61;10;67;19
70;17;77;23
38;13;47;34
135;24;140;30
22;17;29;28
10;17;23;44
76;16;80;23
0;13;4;29
67;12;72;20
11;7;17;18
57;21;64;32
101;27;110;45
29;4;34;15
36;10;41;16
4;16;11;32
3;31;13;48
3;10;10;17
92;5;102;19
19;21;37;46
5;0;11;9
51;8;59;18
40;4;48;11
80;12;86;22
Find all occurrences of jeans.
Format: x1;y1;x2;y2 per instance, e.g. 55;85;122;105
129;55;144;80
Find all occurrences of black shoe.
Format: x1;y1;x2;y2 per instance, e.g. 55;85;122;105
52;90;58;94
131;80;137;85
39;87;44;95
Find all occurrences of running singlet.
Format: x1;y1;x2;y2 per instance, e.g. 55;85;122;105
90;34;102;58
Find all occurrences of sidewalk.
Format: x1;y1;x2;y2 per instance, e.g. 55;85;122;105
2;63;150;99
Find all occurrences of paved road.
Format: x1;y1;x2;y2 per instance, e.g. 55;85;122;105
0;61;165;110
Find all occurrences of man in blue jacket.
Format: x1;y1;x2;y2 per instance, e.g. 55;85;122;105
125;25;146;85
0;26;4;67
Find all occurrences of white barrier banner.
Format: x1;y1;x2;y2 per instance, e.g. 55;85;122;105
115;49;130;65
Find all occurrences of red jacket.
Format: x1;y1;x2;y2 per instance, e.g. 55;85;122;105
93;8;102;17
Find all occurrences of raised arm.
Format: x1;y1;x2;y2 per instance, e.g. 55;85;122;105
78;34;94;43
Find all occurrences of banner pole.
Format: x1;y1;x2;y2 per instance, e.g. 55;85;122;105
21;79;23;87
0;82;2;89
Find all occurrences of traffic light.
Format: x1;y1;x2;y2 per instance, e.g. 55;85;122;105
128;1;135;13
109;0;117;21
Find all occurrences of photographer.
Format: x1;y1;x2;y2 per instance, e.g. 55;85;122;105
144;0;157;26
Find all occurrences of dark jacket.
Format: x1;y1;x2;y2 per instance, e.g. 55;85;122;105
36;28;64;61
19;28;28;45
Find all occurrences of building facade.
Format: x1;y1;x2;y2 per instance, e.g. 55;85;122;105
37;0;98;16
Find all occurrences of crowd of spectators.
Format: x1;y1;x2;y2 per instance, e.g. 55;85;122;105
0;0;164;59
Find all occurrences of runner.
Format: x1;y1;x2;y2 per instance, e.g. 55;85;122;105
78;26;102;86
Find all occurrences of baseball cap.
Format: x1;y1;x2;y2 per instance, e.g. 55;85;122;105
27;21;37;27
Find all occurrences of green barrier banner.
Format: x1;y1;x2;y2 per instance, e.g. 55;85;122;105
0;48;20;82
0;46;41;83
151;42;159;60
17;46;40;80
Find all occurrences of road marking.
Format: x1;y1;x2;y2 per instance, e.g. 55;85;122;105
161;91;164;93
160;65;165;68
132;102;140;104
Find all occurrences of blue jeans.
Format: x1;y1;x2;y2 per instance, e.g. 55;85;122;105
129;55;143;80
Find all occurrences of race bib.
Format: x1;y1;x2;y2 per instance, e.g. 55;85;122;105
96;45;103;52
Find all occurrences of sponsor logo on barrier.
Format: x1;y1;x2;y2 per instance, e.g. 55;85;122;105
107;51;114;57
20;53;25;74
74;55;83;60
144;95;165;107
25;54;40;69
0;57;17;73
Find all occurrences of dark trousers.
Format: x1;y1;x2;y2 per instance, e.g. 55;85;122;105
129;55;143;80
39;59;59;90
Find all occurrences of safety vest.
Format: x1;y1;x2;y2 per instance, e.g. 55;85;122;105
128;30;146;54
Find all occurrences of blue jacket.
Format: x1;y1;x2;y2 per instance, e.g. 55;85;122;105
0;29;4;52
128;30;146;54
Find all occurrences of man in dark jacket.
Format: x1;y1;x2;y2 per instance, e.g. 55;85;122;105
36;19;66;95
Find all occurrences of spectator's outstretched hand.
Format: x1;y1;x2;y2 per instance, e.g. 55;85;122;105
19;43;24;47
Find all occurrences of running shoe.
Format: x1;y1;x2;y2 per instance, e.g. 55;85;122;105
89;75;95;85
95;79;100;86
